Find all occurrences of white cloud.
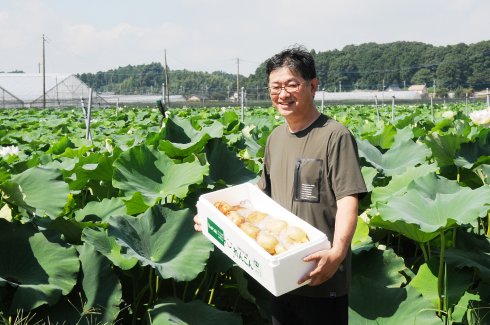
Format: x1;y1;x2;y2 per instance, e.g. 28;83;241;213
55;22;194;72
1;0;489;75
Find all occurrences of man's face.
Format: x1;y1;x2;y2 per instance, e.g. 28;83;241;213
268;66;318;118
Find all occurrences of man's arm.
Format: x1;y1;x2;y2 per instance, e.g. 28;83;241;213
299;194;359;286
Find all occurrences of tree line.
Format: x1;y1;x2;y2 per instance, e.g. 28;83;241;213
78;40;490;100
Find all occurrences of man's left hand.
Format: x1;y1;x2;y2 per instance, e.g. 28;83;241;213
298;249;343;286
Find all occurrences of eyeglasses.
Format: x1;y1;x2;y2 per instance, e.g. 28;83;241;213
268;83;303;95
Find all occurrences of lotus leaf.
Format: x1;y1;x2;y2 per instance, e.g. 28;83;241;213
205;138;258;185
112;145;208;205
371;163;438;203
46;136;75;155
425;132;466;167
0;167;69;219
377;173;490;233
410;261;474;309
123;191;151;215
149;297;241;325
75;197;127;222
82;227;138;270
0;220;78;313
351;216;373;253
107;206;213;281
349;248;441;324
357;128;431;176
360;166;377;192
77;242;122;323
451;291;481;323
454;129;490;169
158;116;223;158
445;231;490;281
370;214;439;243
220;111;242;134
361;124;397;149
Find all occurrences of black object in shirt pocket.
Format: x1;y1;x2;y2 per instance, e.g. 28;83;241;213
294;158;323;203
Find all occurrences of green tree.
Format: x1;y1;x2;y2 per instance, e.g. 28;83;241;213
436;44;469;89
76;41;490;96
467;41;490;89
411;68;433;85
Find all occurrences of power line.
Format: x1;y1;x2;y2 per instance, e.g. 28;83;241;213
325;63;441;75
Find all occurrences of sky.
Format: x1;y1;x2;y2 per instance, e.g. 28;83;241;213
1;0;489;77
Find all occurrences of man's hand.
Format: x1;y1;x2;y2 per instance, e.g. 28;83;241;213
193;215;202;232
298;248;343;286
298;194;359;286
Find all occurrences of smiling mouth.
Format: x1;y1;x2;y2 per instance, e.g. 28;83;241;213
278;102;294;108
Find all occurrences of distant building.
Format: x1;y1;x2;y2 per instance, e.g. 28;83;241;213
314;88;429;102
0;73;107;108
169;95;186;102
187;95;208;102
229;91;240;103
474;89;490;99
100;94;162;105
408;85;428;94
386;84;401;91
99;94;188;106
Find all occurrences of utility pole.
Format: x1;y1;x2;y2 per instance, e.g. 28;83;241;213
42;34;46;109
391;96;395;124
164;49;170;104
236;58;240;104
56;76;59;106
382;79;385;106
241;87;245;122
201;85;204;107
321;88;325;113
487;88;489;107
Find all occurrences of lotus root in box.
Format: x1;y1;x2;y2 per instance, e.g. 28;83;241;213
196;182;331;296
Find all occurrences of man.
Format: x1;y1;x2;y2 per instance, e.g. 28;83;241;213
195;46;366;324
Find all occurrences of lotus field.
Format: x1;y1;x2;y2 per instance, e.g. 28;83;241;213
0;103;489;324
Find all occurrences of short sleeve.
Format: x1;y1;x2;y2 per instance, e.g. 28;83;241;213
328;130;367;200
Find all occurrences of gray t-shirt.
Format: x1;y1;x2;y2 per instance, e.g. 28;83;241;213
257;113;367;297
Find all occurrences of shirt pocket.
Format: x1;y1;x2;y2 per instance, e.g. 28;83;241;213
293;158;323;203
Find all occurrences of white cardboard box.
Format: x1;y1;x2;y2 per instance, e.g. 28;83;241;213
196;182;331;296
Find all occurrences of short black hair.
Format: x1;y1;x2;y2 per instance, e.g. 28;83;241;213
265;45;317;82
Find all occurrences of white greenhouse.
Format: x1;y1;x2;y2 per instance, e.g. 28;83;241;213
0;73;107;108
314;89;429;103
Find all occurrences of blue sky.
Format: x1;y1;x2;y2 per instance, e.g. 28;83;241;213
1;0;489;76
